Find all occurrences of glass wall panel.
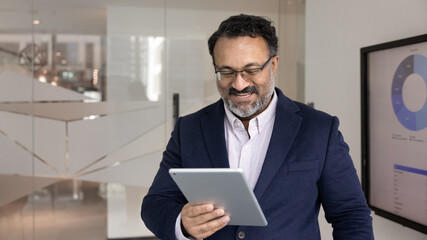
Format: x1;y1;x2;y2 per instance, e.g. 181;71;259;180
32;0;110;238
30;0;166;239
0;0;35;239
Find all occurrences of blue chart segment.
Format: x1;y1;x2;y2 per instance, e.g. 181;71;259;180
391;54;427;131
394;164;427;176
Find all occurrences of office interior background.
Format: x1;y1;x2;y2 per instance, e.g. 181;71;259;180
0;0;425;239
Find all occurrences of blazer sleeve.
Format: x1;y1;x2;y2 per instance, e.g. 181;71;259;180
318;117;374;239
141;117;188;240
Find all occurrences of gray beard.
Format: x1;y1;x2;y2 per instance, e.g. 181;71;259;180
225;86;274;117
222;73;275;118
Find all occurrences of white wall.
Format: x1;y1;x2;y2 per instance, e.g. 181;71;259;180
306;0;427;239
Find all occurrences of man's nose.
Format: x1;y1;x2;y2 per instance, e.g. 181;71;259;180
232;72;250;91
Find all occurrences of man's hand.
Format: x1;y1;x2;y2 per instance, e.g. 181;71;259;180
181;203;230;239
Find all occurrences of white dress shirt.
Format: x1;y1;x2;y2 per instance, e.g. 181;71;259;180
175;91;277;239
224;91;277;189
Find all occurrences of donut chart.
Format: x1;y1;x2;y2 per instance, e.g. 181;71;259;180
391;54;427;131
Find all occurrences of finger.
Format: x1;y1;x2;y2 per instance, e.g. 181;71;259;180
184;208;226;228
192;208;226;226
183;203;214;218
192;215;230;239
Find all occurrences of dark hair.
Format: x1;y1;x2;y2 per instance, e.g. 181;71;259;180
208;14;278;59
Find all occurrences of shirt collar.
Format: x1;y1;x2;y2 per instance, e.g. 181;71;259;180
224;90;277;133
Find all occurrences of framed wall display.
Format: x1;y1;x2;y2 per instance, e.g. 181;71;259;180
361;33;427;234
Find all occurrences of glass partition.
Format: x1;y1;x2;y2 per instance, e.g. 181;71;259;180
0;0;305;239
0;0;35;239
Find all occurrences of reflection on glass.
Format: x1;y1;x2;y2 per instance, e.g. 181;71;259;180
0;33;105;101
146;36;164;102
107;35;164;102
32;34;105;101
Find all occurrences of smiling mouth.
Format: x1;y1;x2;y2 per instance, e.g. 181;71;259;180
232;93;254;103
227;86;258;103
235;93;252;97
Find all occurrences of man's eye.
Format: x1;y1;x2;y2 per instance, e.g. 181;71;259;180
221;72;234;76
245;69;261;75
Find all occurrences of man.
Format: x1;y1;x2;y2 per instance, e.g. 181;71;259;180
141;14;374;240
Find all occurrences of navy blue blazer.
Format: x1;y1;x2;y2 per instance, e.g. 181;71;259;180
141;88;374;240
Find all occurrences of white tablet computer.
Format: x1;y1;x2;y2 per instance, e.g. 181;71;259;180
169;168;268;226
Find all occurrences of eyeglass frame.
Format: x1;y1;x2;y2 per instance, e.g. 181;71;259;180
214;55;275;81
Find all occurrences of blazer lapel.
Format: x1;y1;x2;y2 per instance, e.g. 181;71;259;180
254;89;302;200
201;100;230;168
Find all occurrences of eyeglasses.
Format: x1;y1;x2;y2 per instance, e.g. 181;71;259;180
215;56;274;82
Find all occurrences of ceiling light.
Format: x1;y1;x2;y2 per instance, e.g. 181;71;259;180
38;76;46;83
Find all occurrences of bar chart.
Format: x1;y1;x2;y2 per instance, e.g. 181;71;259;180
393;164;427;225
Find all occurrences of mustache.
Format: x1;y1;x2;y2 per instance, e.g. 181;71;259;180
229;86;259;95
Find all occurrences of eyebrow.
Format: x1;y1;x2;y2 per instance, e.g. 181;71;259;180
216;62;263;71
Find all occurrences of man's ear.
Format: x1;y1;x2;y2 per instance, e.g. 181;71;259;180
271;55;279;75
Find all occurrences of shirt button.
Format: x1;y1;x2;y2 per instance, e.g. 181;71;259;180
238;231;245;239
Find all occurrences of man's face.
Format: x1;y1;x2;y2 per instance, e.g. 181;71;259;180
213;36;278;118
